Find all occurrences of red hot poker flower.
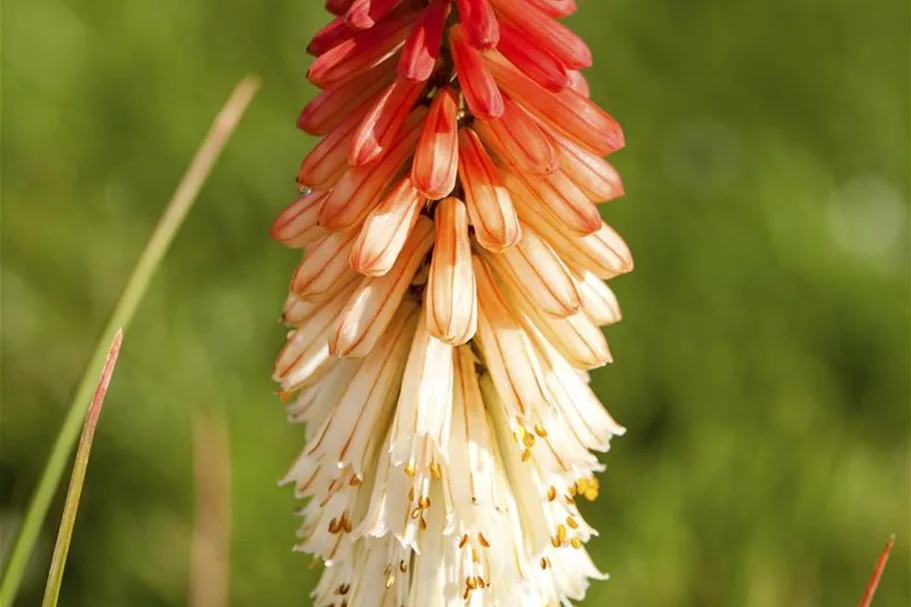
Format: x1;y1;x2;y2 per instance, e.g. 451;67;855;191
272;1;634;605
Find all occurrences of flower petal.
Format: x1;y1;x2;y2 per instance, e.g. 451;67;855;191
496;20;569;92
290;229;360;298
526;0;577;17
330;216;434;358
511;187;634;279
473;94;558;175
307;13;415;89
425;197;477;345
457;127;521;251
504;169;602;236
298;105;375;190
305;300;418;477
485;50;624;155
297;59;396;135
389;307;455;469
454;0;500;48
554;130;625;202
573;268;622;326
449;24;504;119
411;86;459;199
472;255;555;428
398;0;449;81
349;76;427;166
566;69;590;97
489;0;591;69
344;0;405;30
270;192;329;249
349;177;425;276
307;16;356;57
510;292;613;370
273;279;360;390
481;221;581;318
319;106;427;231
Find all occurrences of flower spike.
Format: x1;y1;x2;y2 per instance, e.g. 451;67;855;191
272;1;637;604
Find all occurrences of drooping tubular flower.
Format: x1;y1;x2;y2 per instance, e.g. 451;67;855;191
270;0;633;604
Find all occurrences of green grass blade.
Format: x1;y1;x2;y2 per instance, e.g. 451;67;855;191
41;330;124;607
0;75;260;606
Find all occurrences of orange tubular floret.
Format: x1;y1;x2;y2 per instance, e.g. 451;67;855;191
473;95;558;175
345;0;405;30
398;0;449;81
496;20;569;92
485;50;624;155
490;0;591;69
449;24;505;120
297;59;396;135
454;0;500;49
349;76;427;166
307;13;416;89
411;86;460;200
457;127;521;251
319;107;427;231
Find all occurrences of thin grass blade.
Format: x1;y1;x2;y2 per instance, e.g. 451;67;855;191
41;330;124;607
0;75;260;606
858;534;895;607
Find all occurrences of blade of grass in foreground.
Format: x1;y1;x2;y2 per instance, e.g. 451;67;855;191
0;75;260;606
858;534;895;607
41;330;124;607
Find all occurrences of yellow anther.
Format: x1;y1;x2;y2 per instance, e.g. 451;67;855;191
522;432;536;448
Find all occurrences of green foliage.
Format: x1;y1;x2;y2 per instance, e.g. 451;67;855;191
2;0;908;605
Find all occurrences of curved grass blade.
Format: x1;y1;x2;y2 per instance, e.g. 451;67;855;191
0;75;260;606
41;330;124;607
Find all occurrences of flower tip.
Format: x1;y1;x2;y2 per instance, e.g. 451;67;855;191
622;256;635;273
344;13;374;30
606;123;626;154
614;176;626;198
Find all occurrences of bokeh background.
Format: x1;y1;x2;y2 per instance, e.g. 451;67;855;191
2;0;909;605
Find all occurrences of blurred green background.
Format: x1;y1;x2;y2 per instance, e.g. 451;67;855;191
2;0;909;604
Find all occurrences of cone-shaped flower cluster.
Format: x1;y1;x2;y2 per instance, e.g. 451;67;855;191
271;1;633;604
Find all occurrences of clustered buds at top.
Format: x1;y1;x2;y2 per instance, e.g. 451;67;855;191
271;1;634;605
